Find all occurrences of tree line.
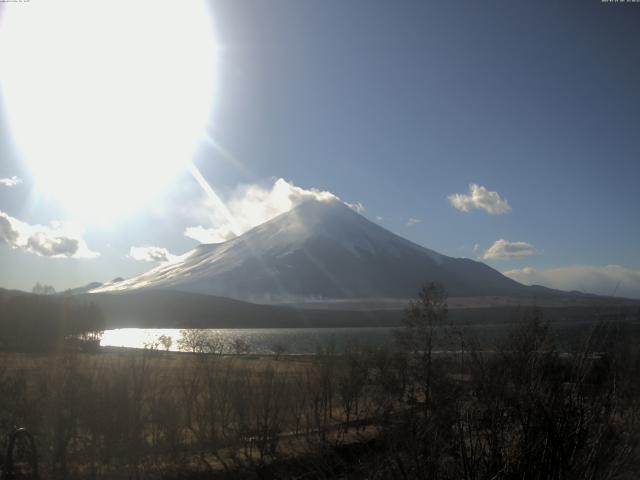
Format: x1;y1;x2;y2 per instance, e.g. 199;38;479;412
0;290;105;351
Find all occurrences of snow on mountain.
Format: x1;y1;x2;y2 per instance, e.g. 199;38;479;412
64;278;127;295
64;281;104;295
92;199;535;302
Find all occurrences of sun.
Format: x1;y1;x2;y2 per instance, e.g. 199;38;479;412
0;0;216;221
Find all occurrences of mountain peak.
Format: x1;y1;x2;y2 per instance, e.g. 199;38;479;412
292;197;356;215
256;198;360;233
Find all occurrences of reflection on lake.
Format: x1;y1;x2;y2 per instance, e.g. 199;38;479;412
100;327;400;354
101;320;615;354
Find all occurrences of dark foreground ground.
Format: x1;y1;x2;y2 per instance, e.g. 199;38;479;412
0;312;639;479
1;285;639;478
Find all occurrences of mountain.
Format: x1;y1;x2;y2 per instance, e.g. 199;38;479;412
64;281;103;295
64;278;126;295
93;199;557;302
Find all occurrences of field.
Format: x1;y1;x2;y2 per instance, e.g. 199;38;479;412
0;347;388;478
1;299;639;479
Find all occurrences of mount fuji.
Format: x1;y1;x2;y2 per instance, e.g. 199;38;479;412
93;199;553;302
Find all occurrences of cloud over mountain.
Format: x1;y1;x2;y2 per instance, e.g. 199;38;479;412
345;201;365;213
483;239;536;260
184;225;236;244
129;246;176;263
448;184;511;214
504;265;640;299
185;178;362;244
0;210;98;258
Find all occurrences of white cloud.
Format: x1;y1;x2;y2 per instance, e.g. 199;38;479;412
0;210;98;258
375;215;383;221
448;183;511;214
472;243;480;253
129;246;176;263
185;178;362;244
0;213;20;245
184;225;236;244
406;217;421;227
504;265;640;299
345;201;365;213
0;176;22;187
27;232;80;257
483;239;536;260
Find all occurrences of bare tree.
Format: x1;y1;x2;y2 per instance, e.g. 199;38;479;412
231;338;250;355
395;282;448;404
158;334;172;352
271;343;287;360
31;282;56;295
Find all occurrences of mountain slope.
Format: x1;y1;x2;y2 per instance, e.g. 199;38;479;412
93;199;548;302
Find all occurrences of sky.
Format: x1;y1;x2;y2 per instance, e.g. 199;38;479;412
1;0;639;298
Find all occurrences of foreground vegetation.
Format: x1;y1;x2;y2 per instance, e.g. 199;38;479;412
0;285;638;479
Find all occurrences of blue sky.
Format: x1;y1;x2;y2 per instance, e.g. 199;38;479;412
1;0;639;297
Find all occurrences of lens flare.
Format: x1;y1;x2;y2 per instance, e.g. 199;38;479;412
0;0;216;221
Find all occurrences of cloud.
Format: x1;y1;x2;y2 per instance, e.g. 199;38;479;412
483;239;536;260
448;184;511;214
472;243;480;253
0;213;20;245
375;215;383;221
406;217;421;227
503;265;640;299
27;232;79;257
345;201;365;213
129;246;176;263
0;210;98;258
184;225;236;244
185;178;363;244
0;176;22;187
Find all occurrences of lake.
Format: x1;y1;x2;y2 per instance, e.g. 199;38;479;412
100;318;635;354
101;327;401;354
100;322;564;354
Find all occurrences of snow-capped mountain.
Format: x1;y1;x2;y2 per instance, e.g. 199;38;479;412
92;199;541;302
65;278;124;295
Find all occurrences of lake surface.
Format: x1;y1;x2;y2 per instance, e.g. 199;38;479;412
101;327;402;354
98;322;565;354
100;319;633;354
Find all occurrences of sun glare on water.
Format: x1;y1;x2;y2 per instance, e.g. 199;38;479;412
0;1;216;221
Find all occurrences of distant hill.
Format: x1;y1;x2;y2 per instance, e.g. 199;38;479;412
64;282;103;295
55;289;640;330
1;287;637;330
0;287;105;350
92;199;569;302
64;278;125;295
79;289;403;328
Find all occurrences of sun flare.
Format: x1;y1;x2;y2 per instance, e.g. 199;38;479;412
0;0;216;221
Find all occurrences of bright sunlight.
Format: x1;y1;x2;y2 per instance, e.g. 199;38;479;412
0;0;216;221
